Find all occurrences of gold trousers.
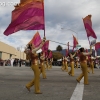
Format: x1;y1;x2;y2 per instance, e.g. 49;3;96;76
68;62;74;76
40;63;46;78
76;62;89;84
49;62;52;69
45;62;49;70
64;62;68;72
75;62;78;69
61;62;65;71
90;62;94;74
26;64;41;93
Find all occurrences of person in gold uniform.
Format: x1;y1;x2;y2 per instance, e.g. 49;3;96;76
89;56;95;74
68;52;76;76
39;52;47;79
45;57;50;70
75;58;79;69
64;56;68;72
61;57;65;71
49;57;53;69
76;45;93;85
25;38;46;94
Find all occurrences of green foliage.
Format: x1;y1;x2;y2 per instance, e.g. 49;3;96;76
56;45;63;52
52;51;63;61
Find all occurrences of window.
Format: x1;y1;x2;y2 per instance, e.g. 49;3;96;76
0;52;2;59
10;54;12;59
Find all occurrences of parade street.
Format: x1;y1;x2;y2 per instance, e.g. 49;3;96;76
0;66;100;100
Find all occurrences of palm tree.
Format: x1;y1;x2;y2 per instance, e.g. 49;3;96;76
56;45;63;52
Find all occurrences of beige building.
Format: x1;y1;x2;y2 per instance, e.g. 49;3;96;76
0;41;26;60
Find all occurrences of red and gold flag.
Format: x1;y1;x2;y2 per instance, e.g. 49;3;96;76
73;35;78;49
83;15;97;39
4;0;44;36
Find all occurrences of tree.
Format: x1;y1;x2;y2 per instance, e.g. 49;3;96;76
52;51;63;61
56;45;63;52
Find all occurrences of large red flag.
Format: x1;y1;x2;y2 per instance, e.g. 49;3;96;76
4;0;44;36
73;35;78;49
83;15;97;39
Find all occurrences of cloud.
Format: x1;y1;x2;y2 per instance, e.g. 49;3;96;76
0;0;100;51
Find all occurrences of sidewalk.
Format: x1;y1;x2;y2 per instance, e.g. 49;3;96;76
0;66;100;100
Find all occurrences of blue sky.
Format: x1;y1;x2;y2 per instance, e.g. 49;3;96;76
0;0;100;51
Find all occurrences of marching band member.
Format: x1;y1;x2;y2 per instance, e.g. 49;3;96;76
25;37;46;94
68;52;76;76
76;45;93;85
89;56;95;74
39;52;47;79
64;56;68;72
61;56;65;71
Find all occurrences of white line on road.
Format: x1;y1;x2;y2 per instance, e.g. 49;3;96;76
70;78;84;100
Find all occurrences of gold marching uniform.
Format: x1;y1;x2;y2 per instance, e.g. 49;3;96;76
75;59;78;69
68;57;75;76
68;53;76;76
89;57;94;74
64;56;68;72
76;53;89;84
61;57;65;71
76;46;92;85
25;39;45;94
40;53;46;79
45;58;50;70
49;58;53;69
26;52;42;93
86;56;90;73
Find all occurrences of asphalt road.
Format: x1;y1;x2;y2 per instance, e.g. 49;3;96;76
0;66;100;100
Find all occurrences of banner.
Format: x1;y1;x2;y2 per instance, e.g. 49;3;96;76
28;31;42;47
83;15;97;39
4;0;44;36
41;40;49;52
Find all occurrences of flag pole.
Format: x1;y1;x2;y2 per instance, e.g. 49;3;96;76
88;37;91;45
68;42;69;52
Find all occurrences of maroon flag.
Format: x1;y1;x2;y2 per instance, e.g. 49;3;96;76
83;15;97;39
41;40;49;52
4;0;44;36
28;31;42;47
73;35;78;50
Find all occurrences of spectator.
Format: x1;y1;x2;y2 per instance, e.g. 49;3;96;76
19;59;22;67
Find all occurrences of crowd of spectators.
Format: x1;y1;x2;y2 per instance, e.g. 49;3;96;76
0;58;25;67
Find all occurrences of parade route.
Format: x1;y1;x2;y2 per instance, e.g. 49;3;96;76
0;66;100;100
70;78;84;100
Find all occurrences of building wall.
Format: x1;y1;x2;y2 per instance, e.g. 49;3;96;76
0;41;26;60
2;52;9;60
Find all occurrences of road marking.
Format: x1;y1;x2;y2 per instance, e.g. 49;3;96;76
70;78;84;100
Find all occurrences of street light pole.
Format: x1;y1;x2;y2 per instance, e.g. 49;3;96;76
61;28;80;50
67;29;78;40
61;28;78;40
